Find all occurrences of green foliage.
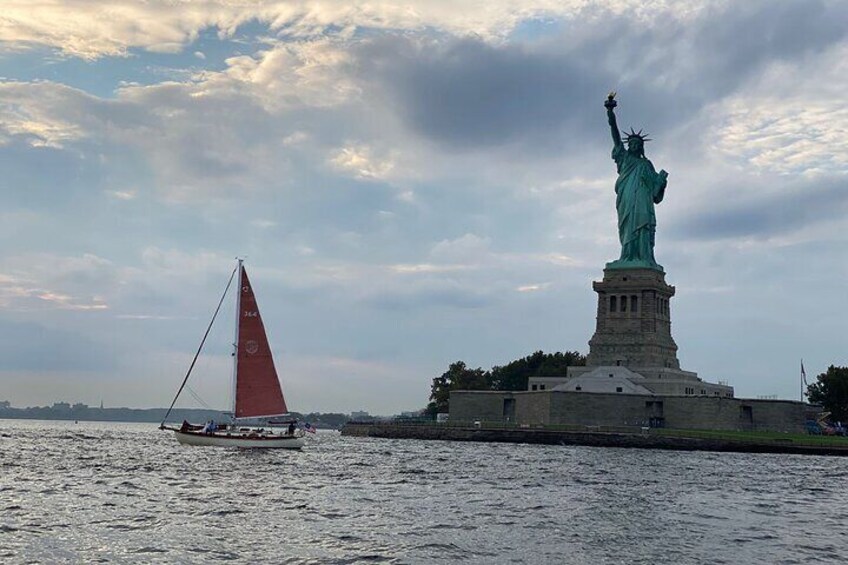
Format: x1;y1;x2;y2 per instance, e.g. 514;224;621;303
490;350;586;391
807;366;848;421
425;351;586;414
298;412;351;429
427;361;490;416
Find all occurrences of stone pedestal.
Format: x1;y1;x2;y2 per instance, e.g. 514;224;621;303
530;266;733;398
586;268;679;369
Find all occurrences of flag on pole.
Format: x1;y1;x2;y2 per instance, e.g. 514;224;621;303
298;421;317;434
801;359;809;403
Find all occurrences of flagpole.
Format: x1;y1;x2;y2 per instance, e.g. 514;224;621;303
801;359;806;403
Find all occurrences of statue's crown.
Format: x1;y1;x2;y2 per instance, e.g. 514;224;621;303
622;128;651;143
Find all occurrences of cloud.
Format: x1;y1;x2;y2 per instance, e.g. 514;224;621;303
516;283;551;292
0;318;117;371
0;39;366;201
359;36;611;149
352;1;848;153
364;279;495;310
218;39;361;110
389;263;472;274
671;176;848;241
3;2;843;207
0;254;114;311
282;353;423;413
106;190;137;200
714;99;848;175
429;233;491;263
0;1;235;59
688;1;845;84
115;314;190;320
0;1;713;60
0;80;152;151
0;82;90;148
329;144;396;180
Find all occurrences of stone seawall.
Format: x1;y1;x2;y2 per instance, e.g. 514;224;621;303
449;390;812;434
341;422;848;457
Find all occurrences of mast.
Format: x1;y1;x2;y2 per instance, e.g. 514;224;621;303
231;258;243;418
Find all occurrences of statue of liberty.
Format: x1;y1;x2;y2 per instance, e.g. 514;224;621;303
604;92;668;271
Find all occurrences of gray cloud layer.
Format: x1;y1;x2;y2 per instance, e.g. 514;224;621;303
673;176;848;240
356;0;847;154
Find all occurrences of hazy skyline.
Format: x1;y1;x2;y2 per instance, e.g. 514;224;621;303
0;1;846;414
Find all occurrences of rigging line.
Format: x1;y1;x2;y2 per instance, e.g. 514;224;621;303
185;384;213;410
159;264;238;428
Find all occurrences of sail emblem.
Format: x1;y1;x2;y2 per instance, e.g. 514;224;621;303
245;340;259;355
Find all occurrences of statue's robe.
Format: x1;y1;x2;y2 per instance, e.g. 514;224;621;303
612;144;667;268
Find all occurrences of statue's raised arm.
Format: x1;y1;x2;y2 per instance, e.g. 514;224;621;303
604;91;622;148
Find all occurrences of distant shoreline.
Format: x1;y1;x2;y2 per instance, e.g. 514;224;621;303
0;406;351;428
0;406;227;424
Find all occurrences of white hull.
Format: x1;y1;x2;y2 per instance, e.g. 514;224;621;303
174;430;305;449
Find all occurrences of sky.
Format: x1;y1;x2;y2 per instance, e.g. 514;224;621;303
0;0;846;415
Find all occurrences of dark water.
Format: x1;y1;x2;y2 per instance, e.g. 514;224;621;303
1;420;847;564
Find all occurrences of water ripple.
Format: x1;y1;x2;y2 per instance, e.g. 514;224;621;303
2;420;848;563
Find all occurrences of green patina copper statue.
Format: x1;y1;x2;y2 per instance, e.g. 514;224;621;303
604;92;668;271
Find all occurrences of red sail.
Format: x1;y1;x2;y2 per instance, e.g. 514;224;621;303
235;266;288;418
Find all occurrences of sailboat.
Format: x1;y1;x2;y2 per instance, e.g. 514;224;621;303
160;259;306;449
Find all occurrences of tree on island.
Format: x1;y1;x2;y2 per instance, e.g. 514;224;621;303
807;366;848;421
490;350;585;391
425;351;586;417
427;361;490;416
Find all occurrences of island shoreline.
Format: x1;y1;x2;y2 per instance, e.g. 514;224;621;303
341;422;848;457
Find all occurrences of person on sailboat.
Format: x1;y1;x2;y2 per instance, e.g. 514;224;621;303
203;420;215;434
288;422;296;436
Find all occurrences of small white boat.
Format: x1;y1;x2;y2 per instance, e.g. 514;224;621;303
161;259;308;449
